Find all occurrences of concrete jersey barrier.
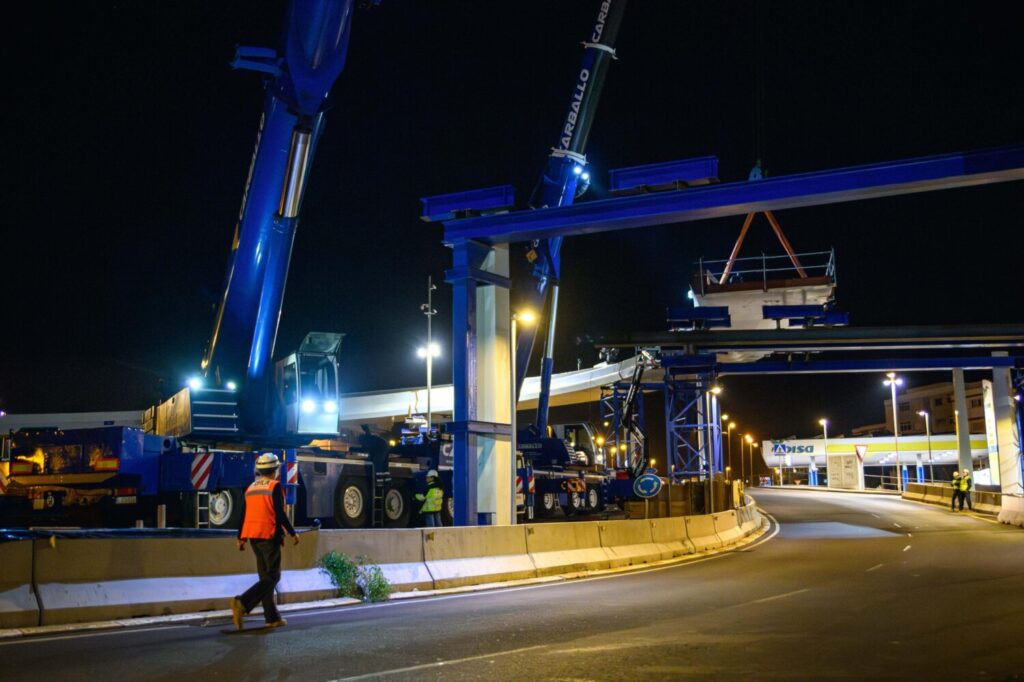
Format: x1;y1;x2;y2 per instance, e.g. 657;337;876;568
904;483;1002;516
0;541;39;628
279;528;431;602
712;511;743;545
423;526;536;589
903;483;928;502
999;496;1024;527
524;521;613;576
598;519;667;567
33;536;261;625
649;517;695;557
684;514;723;552
14;505;768;628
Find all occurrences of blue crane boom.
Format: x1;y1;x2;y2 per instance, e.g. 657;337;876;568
200;0;356;435
516;0;627;435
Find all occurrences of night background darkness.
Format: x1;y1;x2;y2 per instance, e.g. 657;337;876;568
3;2;1022;449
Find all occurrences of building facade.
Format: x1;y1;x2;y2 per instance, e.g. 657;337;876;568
881;381;985;436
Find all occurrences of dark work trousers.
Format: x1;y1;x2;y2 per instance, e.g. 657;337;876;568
951;490;959;510
962;490;973;511
423;512;441;527
239;539;282;622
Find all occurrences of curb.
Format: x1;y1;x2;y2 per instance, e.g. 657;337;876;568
0;518;771;641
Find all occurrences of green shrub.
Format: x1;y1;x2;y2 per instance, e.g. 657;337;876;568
319;551;360;598
360;563;392;602
318;551;391;602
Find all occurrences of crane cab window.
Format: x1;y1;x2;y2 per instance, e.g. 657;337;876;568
298;354;337;402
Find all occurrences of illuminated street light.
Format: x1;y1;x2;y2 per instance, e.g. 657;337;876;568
721;413;729;421
225;381;238;391
883;372;904;491
188;377;202;390
416;343;441;359
710;385;723;395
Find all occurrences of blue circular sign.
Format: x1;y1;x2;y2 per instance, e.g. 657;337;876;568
633;473;663;498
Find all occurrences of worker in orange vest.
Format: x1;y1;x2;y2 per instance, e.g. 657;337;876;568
229;453;299;630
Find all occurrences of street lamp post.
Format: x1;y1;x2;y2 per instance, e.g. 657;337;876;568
722;415;735;478
749;436;757;483
730;421;738;483
419;276;438;435
819;418;829;488
510;310;536;524
752;442;759;486
884;372;904;491
918;410;933;482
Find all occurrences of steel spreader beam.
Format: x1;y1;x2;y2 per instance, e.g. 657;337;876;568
443;146;1024;245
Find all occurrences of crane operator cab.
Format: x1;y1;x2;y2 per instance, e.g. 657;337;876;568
276;332;343;437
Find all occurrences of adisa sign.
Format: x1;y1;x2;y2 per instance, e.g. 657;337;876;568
771;440;816;455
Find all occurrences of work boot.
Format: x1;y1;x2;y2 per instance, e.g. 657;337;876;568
266;618;288;628
230;597;245;630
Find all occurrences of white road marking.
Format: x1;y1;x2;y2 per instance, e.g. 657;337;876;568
872;514;880;518
907;533;912;538
330;644;550;680
893;523;902;528
750;588;811;605
866;563;884;572
903;545;912;552
0;625;188;647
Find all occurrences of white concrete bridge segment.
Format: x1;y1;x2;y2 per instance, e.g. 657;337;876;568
337;355;643;422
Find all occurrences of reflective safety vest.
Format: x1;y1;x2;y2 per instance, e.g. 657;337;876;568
417;486;443;513
958;476;971;492
241;477;279;540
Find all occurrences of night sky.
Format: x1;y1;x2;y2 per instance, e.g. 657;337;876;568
4;1;1022;443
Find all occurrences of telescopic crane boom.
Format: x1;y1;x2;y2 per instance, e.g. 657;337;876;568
199;0;357;437
516;0;627;435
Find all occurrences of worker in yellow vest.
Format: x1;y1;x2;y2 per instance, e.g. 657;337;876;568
950;471;961;511
229;453;299;630
958;469;973;511
416;469;444;527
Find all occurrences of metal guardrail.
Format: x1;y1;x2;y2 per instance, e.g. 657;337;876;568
695;249;836;295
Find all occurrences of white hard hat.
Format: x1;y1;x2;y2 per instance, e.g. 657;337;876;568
256;453;281;471
426;469;438;479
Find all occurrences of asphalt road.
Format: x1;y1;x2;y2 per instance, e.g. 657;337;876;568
8;489;1024;680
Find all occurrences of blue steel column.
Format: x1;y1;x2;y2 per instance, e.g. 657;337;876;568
710;391;722;475
448;240;487;526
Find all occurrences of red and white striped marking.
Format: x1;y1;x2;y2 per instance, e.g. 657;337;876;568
528;474;535;494
191;452;213;490
286;460;298;485
515;475;523;494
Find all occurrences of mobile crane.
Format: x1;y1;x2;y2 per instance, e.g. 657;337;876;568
0;0;452;530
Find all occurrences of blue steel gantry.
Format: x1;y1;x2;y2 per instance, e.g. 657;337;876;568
431;145;1024;525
